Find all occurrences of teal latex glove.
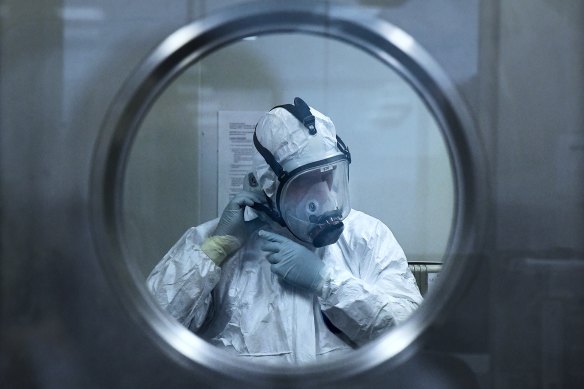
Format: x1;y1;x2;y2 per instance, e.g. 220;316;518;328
214;191;265;243
259;230;325;293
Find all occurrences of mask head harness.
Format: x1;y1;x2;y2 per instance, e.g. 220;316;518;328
252;97;352;246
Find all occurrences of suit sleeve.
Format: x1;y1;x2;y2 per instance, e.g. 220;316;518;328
146;219;222;331
318;219;423;345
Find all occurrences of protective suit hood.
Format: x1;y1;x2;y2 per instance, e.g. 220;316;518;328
251;97;351;247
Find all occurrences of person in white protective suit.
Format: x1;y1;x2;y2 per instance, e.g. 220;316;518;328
147;97;423;365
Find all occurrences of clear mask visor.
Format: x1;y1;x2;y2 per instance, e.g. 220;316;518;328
279;160;350;244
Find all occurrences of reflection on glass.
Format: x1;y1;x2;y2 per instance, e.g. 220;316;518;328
123;34;454;365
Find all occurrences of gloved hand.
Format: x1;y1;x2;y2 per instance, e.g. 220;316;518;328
259;230;325;293
214;191;265;243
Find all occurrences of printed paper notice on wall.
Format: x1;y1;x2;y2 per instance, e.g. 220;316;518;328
217;111;265;215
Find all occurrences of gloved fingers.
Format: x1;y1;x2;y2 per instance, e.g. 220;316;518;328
270;263;280;275
247;190;267;204
231;191;265;209
258;230;289;243
266;253;280;265
259;240;282;254
258;230;291;254
244;218;264;230
270;262;291;276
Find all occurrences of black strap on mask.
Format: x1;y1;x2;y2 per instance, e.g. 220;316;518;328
249;196;286;226
272;97;317;135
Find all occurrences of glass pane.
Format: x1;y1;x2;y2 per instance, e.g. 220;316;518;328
123;32;454;365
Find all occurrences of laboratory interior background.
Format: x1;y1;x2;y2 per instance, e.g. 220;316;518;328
1;0;583;388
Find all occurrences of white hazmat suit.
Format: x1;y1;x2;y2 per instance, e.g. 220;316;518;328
147;101;423;365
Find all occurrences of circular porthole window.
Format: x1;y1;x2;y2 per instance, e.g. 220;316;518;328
91;2;486;385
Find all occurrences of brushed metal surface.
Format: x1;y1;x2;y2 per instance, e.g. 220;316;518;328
90;2;485;386
4;0;582;388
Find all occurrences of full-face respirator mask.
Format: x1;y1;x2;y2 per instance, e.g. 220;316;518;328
251;97;352;247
